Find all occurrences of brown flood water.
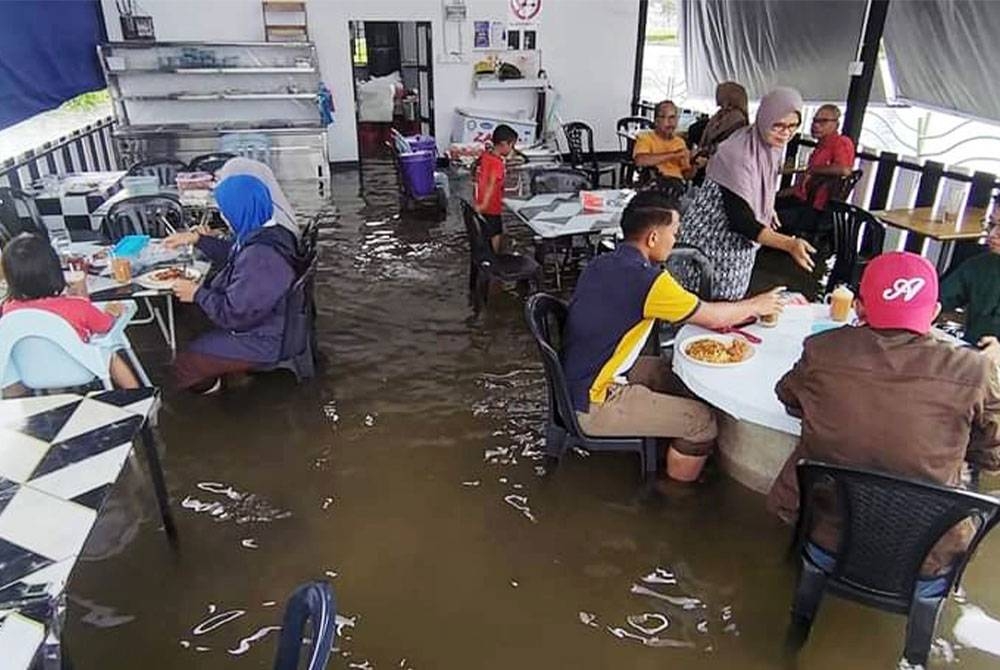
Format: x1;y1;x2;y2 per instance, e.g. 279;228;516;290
65;165;1000;669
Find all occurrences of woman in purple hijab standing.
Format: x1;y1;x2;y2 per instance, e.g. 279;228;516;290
673;87;816;300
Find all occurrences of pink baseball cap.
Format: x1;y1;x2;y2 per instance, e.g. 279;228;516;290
859;252;939;334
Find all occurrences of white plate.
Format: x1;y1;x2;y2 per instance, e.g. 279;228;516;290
677;334;757;368
134;266;201;290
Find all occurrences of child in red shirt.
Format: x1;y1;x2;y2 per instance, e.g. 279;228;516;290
474;124;518;252
1;233;139;389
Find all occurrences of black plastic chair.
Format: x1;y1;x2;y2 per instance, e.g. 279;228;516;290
299;215;320;262
461;200;540;314
808;168;864;206
187;152;236;175
259;258;318;383
563;121;617;188
788;460;1000;667
656;245;714;351
127;157;189;187
615;116;654;186
529;168;592;195
826;201;886;293
272;581;336;670
0;187;49;245
524;293;659;480
102;194;187;241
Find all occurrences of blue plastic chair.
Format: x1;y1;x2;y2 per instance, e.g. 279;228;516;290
0;301;151;393
272;581;336;670
220;133;272;166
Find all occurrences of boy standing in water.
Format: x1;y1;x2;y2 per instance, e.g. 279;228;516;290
474;124;518;252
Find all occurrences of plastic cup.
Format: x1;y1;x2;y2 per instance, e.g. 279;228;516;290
824;285;854;322
111;257;132;284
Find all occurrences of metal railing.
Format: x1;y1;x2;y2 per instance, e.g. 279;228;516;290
0;116;119;191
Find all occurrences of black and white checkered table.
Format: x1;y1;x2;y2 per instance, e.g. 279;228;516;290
0;388;169;669
503;189;633;239
31;172;126;236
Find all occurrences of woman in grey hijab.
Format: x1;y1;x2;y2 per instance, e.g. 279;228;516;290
672;87;816;300
217;157;299;238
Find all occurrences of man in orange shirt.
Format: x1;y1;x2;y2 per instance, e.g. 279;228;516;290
633;100;696;191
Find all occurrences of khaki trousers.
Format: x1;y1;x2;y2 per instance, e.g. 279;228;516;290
576;356;717;456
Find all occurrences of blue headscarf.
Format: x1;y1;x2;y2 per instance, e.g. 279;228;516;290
214;174;274;243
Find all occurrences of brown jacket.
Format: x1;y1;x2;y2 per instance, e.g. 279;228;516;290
767;326;1000;575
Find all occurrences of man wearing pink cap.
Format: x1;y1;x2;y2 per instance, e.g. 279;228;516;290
768;252;1000;579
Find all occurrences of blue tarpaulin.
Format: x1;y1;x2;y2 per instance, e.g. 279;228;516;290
0;0;107;130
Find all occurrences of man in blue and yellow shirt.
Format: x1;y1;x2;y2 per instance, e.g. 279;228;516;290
563;190;784;482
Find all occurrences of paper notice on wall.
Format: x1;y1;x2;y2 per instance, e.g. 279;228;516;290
473;21;490;48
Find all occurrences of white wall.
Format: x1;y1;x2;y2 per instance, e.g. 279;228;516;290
100;0;639;161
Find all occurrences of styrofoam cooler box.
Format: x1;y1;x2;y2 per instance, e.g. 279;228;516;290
452;108;537;147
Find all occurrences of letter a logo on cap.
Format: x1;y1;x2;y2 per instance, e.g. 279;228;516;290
882;277;926;302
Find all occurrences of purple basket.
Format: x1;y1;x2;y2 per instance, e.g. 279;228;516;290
405;135;437;155
399;150;436;197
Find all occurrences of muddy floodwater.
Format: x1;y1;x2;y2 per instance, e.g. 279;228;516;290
66;165;1000;669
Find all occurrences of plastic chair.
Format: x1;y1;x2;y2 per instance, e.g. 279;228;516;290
258;260;318;383
524;293;659;480
103;194;187;242
187;152;236;175
272;581;337;670
220;133;272;166
127;158;189;187
529;168;592;195
461;200;540;314
807;169;864;207
826;201;886;293
0;187;50;244
787;459;1000;667
563;121;617;188
0;302;151;394
615;116;654;185
664;244;715;299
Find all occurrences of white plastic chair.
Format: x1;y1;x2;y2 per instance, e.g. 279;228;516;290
0;301;150;393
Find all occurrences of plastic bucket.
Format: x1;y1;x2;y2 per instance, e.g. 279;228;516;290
399;150;436;197
405;134;437;155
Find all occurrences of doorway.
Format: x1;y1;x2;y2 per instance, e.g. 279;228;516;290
349;20;435;162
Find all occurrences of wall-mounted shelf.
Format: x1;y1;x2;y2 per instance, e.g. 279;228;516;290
475;78;548;90
113;66;316;74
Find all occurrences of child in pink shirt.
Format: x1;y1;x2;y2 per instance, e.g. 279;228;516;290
1;233;139;389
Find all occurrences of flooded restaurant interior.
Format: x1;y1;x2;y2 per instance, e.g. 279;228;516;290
1;1;1000;669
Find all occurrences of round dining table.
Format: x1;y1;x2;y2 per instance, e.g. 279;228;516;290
670;303;847;494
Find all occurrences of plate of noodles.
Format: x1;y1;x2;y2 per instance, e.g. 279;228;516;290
678;334;756;368
134;266;201;290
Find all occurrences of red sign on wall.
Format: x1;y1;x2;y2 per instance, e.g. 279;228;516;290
510;0;541;22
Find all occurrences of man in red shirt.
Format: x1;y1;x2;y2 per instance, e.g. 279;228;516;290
474;124;518;252
776;104;856;236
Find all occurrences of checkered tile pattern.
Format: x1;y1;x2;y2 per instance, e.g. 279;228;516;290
503;190;630;239
0;389;157;669
33;172;125;234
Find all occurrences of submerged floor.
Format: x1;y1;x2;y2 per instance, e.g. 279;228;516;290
66;166;1000;669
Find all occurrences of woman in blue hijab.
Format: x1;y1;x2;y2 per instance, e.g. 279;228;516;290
167;174;302;393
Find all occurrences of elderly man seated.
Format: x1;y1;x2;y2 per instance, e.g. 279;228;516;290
775;104;855;237
633;100;697;195
767;252;1000;589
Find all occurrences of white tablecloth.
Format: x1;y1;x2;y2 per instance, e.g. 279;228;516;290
671;304;849;436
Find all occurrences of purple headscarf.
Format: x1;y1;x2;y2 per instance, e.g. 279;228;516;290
706;87;803;226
